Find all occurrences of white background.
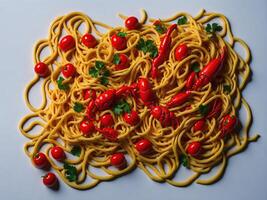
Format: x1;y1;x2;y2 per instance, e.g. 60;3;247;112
0;0;266;199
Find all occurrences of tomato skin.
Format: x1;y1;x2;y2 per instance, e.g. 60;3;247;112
115;54;130;70
186;141;202;156
100;114;114;127
80;120;95;136
125;16;139;30
193;119;205;132
81;33;97;48
110;153;126;168
185;71;196;89
83;89;96;100
175;44;188;61
33;152;49;168
51;146;66;161
220;115;237;137
111;34;127;50
123;110;140;126
59;35;75;52
34;62;49;77
135;139;152;154
43;172;58;187
61;63;76;78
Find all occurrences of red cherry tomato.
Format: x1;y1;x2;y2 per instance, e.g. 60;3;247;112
135;139;152;154
110;153;126;168
34;62;49;77
115;54;130;70
186;141;202;156
100;114;114;127
123;110;140;126
43;172;58;187
125;16;139;30
51;146;65;161
193;119;205;132
220;115;237;137
80;120;95;136
61;63;76;78
111;34;127;50
33;152;49;168
59;35;75;52
175;44;188;61
83;89;96;100
81;33;97;48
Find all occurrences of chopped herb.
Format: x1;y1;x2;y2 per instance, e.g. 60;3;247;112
113;100;131;115
95;61;105;70
117;32;127;37
155;23;166;34
100;76;109;85
73;102;84;113
57;77;69;91
223;85;231;94
180;154;189;168
136;38;158;58
205;23;223;34
191;62;200;72
89;67;99;78
113;53;120;65
70;146;81;157
177;16;187;25
64;163;77;182
89;61;110;85
199;104;209;116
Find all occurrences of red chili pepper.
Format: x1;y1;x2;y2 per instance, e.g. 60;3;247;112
95;89;116;110
34;62;49;77
185;71;196;89
220;115;237;137
193;46;227;90
123;110;140;126
137;77;156;106
97;127;118;141
80;119;95;136
81;33;97;48
166;90;191;108
110;153;126;169
33;152;49;168
206;99;223;119
175;44;188;61
150;106;179;128
100;114;114;127
135;139;152;154
151;24;177;79
186;141;202;156
51;146;66;161
43;172;58;188
125;16;139;30
193;119;205;132
83;89;96;100
59;35;75;52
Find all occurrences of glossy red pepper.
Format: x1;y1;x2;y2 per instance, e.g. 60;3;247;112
193;119;205;132
206;99;223;119
186;141;202;156
125;16;139;30
111;33;127;50
34;62;49;77
151;24;177;79
166;90;191;108
185;71;196;89
61;63;76;78
81;33;97;48
123;110;140;126
110;153;126;169
83;89;96;100
137;77;155;106
135;139;152;154
97;127;118;141
51;146;65;161
59;35;75;52
80;119;95;136
220;115;237;137
175;44;188;61
115;54;130;70
100;114;114;127
150;106;179;128
43;172;58;188
95;89;116;110
33;152;49;168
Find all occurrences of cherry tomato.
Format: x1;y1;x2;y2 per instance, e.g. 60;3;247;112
51;146;65;161
110;153;126;169
135;139;152;154
81;33;97;48
43;172;58;188
115;54;130;70
59;35;75;52
83;89;96;100
100;114;114;127
34;62;49;77
111;34;127;50
220;115;237;137
80;120;95;136
125;16;139;30
193;119;205;132
123;110;140;126
33;152;49;168
186;141;202;156
175;44;188;61
61;63;76;78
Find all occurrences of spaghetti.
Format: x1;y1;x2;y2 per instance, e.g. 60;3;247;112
19;9;259;189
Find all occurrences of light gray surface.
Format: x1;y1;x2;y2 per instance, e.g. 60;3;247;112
0;0;266;199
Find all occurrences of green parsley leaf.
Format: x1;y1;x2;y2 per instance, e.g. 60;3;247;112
191;62;200;72
89;67;99;77
199;104;209;116
95;61;105;70
64;163;77;182
89;61;110;85
177;16;187;25
70;146;81;157
57;77;69;91
180;154;189;168
223;85;231;94
117;32;127;37
136;38;158;58
155;24;166;34
73;102;84;113
113;100;131;115
102;69;110;77
100;76;109;85
205;23;222;34
113;53;120;65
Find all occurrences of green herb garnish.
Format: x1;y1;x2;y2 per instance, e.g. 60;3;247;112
155;23;166;34
113;53;120;65
117;32;127;37
177;16;187;25
199;104;209;116
57;77;69;91
89;61;110;85
205;23;223;34
70;146;81;157
223;85;231;94
180;154;189;168
113;100;131;115
73;102;84;113
136;38;158;58
64;163;77;182
191;62;200;72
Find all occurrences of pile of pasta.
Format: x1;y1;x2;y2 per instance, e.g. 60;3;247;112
19;9;259;189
